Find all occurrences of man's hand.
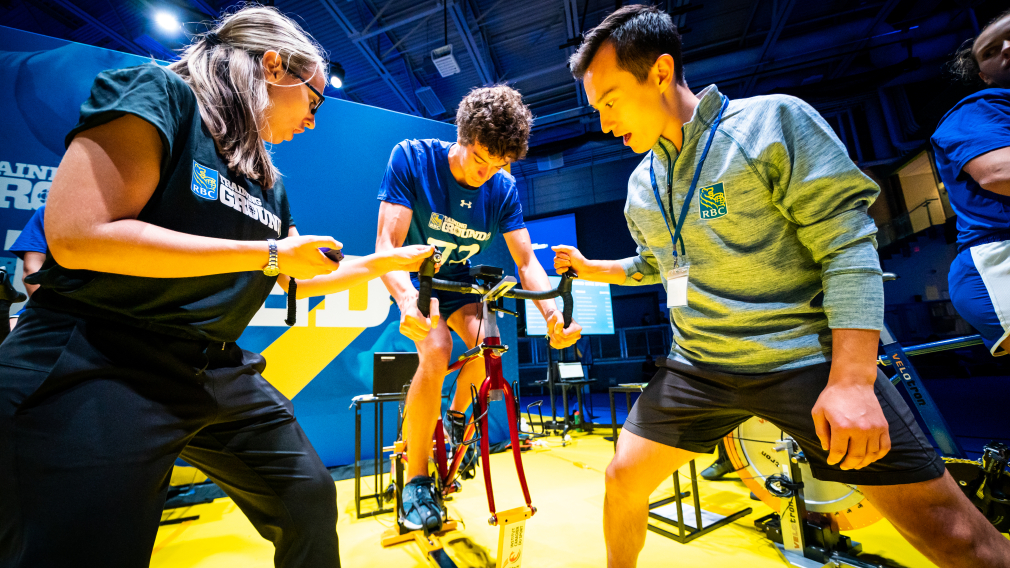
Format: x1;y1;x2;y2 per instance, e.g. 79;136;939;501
398;292;439;342
552;245;589;276
812;382;890;470
546;310;581;349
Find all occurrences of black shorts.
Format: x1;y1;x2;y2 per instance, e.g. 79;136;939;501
624;358;945;486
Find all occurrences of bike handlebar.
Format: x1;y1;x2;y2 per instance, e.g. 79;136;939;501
415;256;576;328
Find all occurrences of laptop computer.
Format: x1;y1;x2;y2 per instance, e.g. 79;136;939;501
373;352;419;396
556;361;584;380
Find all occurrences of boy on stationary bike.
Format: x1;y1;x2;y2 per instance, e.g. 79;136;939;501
375;85;582;533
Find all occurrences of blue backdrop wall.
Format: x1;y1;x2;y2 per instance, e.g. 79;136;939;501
0;25;517;467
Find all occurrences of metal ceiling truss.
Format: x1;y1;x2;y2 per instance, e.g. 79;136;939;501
48;0;146;55
741;0;797;96
448;0;494;85
318;0;420;114
562;0;587;107
829;0;901;79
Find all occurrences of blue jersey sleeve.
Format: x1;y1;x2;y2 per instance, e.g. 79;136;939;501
932;95;1010;180
498;179;525;234
9;205;47;259
377;141;416;208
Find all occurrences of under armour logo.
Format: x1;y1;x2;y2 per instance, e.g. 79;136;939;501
460;199;472;208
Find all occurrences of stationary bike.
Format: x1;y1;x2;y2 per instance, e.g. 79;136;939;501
724;272;1008;568
380;254;575;568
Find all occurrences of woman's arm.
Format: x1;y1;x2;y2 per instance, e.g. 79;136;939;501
46;114;338;280
277;226;434;298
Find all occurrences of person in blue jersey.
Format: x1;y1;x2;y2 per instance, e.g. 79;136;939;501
376;85;582;532
7;205;46;331
932;9;1010;358
0;7;435;567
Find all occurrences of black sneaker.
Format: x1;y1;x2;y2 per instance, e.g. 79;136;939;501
401;476;443;534
700;457;735;480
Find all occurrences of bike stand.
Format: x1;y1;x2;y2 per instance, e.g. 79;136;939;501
647;460;753;543
381;440;461;567
756;439;884;568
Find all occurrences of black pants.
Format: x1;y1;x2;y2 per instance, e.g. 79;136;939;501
0;307;339;567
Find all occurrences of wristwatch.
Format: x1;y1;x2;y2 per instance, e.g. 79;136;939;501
263;239;280;277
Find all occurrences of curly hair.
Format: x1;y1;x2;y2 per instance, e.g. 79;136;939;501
946;8;1010;85
455;85;533;162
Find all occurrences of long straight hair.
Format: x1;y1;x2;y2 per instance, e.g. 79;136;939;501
168;6;326;188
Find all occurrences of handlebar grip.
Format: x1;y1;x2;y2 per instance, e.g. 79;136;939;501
416;254;437;318
558;269;577;328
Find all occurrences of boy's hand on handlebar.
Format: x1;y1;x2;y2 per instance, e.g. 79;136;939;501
552;245;589;276
278;236;342;280
385;245;440;273
546;311;581;349
398;293;440;341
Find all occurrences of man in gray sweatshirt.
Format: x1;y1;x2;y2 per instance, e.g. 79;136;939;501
555;5;1010;568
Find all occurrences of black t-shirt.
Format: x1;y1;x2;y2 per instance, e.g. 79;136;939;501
30;63;294;342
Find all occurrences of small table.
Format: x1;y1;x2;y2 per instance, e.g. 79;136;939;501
558;378;596;433
608;384;646;451
351;393;403;518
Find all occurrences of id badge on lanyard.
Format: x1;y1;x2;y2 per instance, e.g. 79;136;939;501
650;96;728;309
666;261;690;308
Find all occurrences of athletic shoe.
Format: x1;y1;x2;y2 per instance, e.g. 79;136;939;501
700;456;735;480
401;476;443;533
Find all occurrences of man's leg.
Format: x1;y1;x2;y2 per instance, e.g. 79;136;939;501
604;430;700;568
405;321;454;481
446;302;486;414
861;473;1010;568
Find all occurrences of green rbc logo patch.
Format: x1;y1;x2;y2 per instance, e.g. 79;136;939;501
698;182;727;220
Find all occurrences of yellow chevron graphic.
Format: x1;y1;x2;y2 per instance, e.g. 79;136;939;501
261;298;368;399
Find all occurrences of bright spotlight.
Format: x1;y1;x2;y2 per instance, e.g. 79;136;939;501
329;62;345;90
154;12;181;33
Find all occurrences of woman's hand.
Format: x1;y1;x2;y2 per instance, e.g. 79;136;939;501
383;244;439;273
276;235;341;279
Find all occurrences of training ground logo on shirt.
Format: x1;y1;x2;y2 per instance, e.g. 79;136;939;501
428;212;490;241
192;161;219;200
698;182;727;220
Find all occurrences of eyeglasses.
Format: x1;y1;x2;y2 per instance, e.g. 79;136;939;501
292;71;324;115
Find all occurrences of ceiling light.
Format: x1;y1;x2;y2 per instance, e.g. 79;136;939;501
154;11;181;33
329;62;345;89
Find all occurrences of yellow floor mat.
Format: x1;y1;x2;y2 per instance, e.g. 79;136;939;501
152;433;941;567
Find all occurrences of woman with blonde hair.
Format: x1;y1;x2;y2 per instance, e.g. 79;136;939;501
0;6;432;566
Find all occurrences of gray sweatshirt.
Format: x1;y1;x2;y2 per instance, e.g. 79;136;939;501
619;85;883;373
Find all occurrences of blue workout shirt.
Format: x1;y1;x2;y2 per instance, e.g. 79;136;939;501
10;205;47;259
377;139;526;279
931;88;1010;251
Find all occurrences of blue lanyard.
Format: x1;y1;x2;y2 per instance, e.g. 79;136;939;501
649;96;728;262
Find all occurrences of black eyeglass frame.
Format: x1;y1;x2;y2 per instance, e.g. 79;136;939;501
292;71;324;115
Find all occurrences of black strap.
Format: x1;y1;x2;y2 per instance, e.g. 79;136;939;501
285;279;297;326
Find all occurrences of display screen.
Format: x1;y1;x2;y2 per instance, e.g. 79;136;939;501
524;276;615;335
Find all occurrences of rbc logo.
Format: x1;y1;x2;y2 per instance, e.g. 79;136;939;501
698;182;727;220
192;161;219;200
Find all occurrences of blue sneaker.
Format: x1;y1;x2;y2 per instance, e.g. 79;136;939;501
401;476;443;533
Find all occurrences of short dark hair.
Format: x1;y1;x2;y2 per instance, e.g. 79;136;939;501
456;85;533;162
569;4;684;84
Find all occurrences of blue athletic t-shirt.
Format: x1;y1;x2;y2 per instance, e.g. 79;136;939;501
931;88;1010;251
377;139;525;279
10;205;47;259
